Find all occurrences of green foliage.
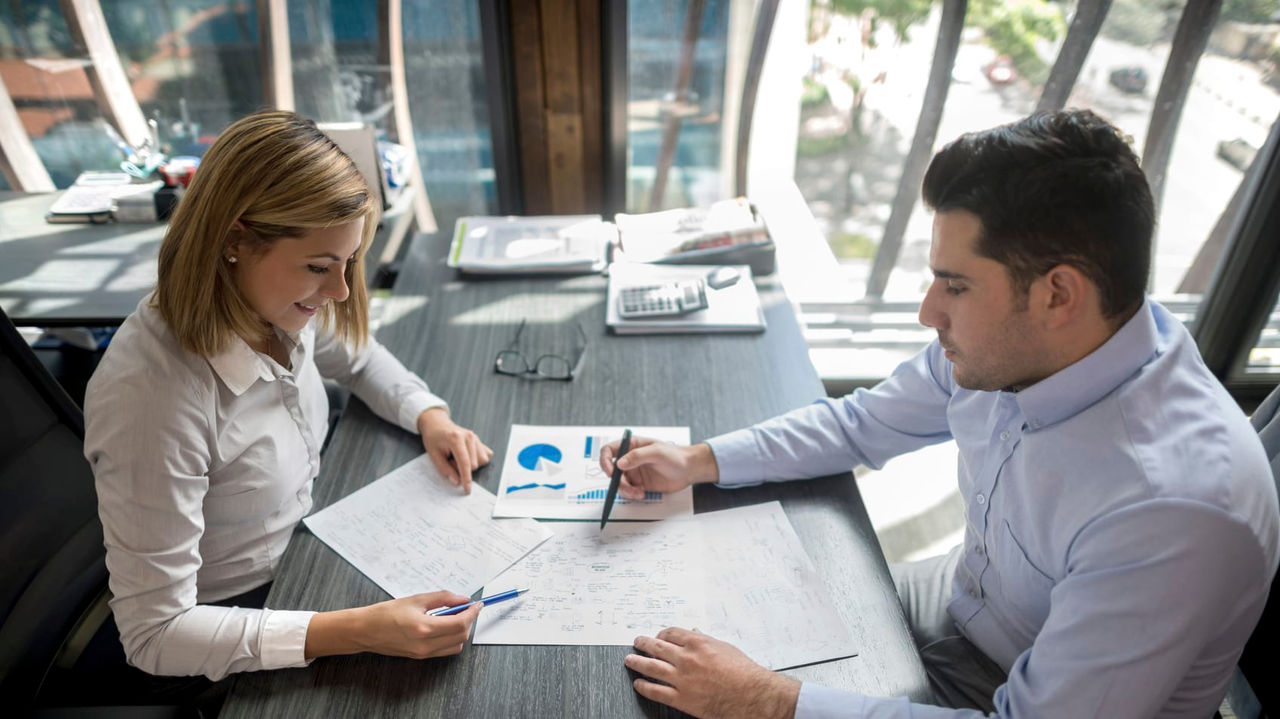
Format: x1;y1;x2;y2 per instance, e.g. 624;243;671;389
968;0;1065;86
830;0;935;41
802;77;831;107
1100;0;1177;46
828;231;879;259
797;134;849;157
1221;0;1280;24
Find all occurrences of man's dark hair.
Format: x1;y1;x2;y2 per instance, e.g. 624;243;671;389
921;110;1154;320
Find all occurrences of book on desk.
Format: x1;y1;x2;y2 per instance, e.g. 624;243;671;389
605;262;766;335
447;214;614;275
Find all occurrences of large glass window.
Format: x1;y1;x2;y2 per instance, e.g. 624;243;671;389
0;1;130;187
626;0;733;212
780;0;1280;381
1246;291;1280;376
100;0;264;155
289;0;495;231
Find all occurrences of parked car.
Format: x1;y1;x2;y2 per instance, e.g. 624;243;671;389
1108;66;1148;94
1216;138;1258;171
983;56;1016;85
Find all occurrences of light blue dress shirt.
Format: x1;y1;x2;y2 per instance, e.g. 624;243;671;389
707;300;1279;718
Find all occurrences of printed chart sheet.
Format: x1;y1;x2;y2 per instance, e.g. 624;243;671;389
492;424;693;520
474;502;858;670
304;454;553;598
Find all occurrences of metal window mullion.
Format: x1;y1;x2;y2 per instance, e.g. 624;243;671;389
381;0;437;233
258;0;295;111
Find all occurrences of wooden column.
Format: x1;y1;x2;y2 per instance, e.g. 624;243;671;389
509;0;604;215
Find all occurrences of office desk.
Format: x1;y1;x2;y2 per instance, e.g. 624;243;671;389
0;191;411;327
221;230;930;717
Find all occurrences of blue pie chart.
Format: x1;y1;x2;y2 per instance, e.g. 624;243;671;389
517;443;563;472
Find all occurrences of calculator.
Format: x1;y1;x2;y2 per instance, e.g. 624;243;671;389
617;279;709;319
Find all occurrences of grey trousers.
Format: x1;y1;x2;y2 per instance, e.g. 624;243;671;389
890;545;1007;712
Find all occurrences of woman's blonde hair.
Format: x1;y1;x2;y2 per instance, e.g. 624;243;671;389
154;110;378;356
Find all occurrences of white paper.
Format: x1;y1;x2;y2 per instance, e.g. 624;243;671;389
492;425;694;520
472;521;708;645
699;502;859;670
303;454;553;598
474;502;858;671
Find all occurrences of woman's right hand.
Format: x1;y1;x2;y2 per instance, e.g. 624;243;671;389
598;438;720;500
306;591;482;660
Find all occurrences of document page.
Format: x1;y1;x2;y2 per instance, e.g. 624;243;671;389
699;502;859;670
473;502;858;671
472;521;708;645
492;425;693;520
303;454;553;598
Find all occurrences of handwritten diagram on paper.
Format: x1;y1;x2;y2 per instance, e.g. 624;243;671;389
492;425;693;520
699;502;859;670
473;502;858;671
303;454;553;598
472;521;708;645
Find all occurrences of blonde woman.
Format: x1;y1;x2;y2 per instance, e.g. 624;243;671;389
80;111;492;698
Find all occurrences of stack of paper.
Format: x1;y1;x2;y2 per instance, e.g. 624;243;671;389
473;502;858;671
303;455;552;598
447;215;615;275
613;197;769;263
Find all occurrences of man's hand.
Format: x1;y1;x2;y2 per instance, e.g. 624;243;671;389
418;408;493;493
625;627;800;719
598;439;720;499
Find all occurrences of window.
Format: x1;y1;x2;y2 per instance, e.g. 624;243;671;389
626;0;733;212
100;0;265;153
0;1;129;187
1244;289;1280;376
777;0;1280;383
289;0;496;231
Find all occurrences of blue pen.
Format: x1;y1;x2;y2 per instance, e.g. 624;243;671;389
425;587;530;616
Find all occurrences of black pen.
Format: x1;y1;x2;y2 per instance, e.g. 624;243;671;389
600;429;632;530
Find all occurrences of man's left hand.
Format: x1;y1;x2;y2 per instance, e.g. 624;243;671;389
626;627;800;719
417;408;493;493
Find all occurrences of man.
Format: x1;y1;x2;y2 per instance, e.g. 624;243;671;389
602;110;1279;718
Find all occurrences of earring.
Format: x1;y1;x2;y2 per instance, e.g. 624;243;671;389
227;256;238;264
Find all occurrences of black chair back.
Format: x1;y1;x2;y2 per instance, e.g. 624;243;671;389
0;307;107;710
1237;383;1280;715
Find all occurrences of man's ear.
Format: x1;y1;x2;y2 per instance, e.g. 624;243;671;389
1037;264;1093;328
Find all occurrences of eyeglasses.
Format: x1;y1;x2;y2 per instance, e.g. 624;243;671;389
494;319;588;381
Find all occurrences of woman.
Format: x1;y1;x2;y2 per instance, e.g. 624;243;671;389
82;111;493;691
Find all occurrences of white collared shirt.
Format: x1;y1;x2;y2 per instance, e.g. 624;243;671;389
84;297;447;680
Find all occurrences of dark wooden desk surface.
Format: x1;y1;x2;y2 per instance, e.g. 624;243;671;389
0;191;406;327
221;230;929;717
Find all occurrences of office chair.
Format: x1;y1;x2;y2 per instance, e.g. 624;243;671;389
0;306;157;715
1228;382;1280;718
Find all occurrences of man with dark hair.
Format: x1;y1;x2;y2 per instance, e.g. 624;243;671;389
603;110;1279;718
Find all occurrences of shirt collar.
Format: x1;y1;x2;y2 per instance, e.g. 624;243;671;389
1014;297;1160;430
206;327;303;396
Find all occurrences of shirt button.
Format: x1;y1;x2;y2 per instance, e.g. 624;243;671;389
975;545;985;556
999;430;1010;441
976;493;986;505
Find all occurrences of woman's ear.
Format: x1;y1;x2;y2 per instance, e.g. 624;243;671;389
225;220;246;263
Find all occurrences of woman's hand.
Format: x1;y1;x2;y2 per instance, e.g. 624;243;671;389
417;408;493;493
306;591;483;660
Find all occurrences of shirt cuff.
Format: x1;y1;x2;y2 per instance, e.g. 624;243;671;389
706;428;765;487
398;391;449;433
795;682;869;718
259;609;317;669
